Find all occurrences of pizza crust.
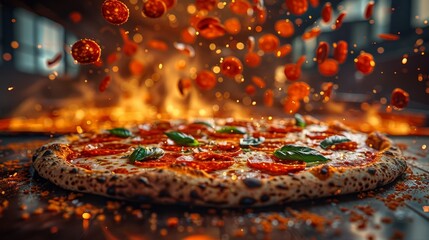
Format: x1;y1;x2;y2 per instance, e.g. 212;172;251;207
32;138;406;207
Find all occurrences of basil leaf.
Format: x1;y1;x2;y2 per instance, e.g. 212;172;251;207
107;128;132;138
240;136;265;148
274;144;328;163
216;126;246;134
165;131;199;146
193;121;214;128
129;147;164;163
320;135;351;150
295;114;306;128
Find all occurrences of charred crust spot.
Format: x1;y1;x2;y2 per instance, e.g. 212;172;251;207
206;200;228;205
384;151;395;156
239;197;256;206
390;146;397;150
242;178;262;188
96;176;106;183
328;182;335;187
260;194;270;202
190;190;202;200
138;177;151;187
367;168;376;175
107;186;116;196
32;154;39;162
158;189;171;198
320;165;329;175
136;195;152;202
78;186;86;191
276;184;289;190
69;168;78;174
110;175;119;181
42;150;53;157
198;184;207;190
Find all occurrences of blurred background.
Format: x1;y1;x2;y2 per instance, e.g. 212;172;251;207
0;0;428;134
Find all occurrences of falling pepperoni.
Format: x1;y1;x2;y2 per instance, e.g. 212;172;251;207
264;89;274;107
101;0;129;25
391;88;409;109
283;97;301;114
224;17;241;35
378;33;400;41
333;40;348;64
147;39;169;51
142;0;167;18
245;84;257;96
196;17;226;39
302;27;321;40
120;29;138;56
275;20;295;38
99;75;111;92
309;0;319;8
276;44;292;58
258;34;280;53
195;0;218;11
333;12;347;30
244;52;261;67
364;1;375;20
230;0;252;15
195;70;217;90
181;27;196;44
355;52;375;75
321;2;332;23
46;53;62;67
129;60;144;76
69;11;82;23
251;76;266;88
283;55;306;81
318;58;339;77
285;0;308;16
71;39;101;64
316;41;329;64
321;82;334;100
106;52;119;64
220;56;243;78
287;82;310;100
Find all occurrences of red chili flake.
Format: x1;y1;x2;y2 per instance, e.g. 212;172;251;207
120;29;138;56
254;5;267;24
129;60;144;76
391;88;409;109
264;89;274;107
364;1;375;20
333;12;347;30
71;39;101;64
321;2;332;23
46;53;62;67
316;41;329;64
355;52;375;75
99;76;112;92
321;82;334;100
247;36;256;52
245;84;256;96
195;70;217;90
230;0;252;15
106;52;119;64
283;55;306;81
258;34;280;53
69;11;82;23
244;52;261;67
178;78;192;96
147;39;169;51
142;0;167;18
283;97;301;114
275;20;295;38
220;56;243;78
101;0;129;25
333;40;348;64
276;44;292;58
378;33;400;41
309;0;319;8
285;0;309;16
195;0;218;11
224;17;241;35
302;27;321;40
181;27;196;44
318;58;339;77
251;76;266;88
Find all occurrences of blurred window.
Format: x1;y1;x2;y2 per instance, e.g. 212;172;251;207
411;0;429;27
13;8;78;77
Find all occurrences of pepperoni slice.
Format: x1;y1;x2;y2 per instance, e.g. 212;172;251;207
75;134;123;145
202;143;242;157
267;126;302;134
328;141;358;151
306;131;337;140
175;161;234;173
247;154;306;175
101;0;130;25
71;39;101;64
134;153;179;168
253;132;287;139
80;143;131;157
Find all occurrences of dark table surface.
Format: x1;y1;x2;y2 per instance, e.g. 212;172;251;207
0;134;428;240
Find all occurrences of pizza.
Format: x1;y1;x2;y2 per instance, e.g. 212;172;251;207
32;115;406;207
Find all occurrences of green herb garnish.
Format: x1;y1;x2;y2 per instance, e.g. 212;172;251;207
320;135;351;150
294;114;306;128
216;126;246;134
164;131;199;146
107;128;132;138
274;144;328;163
129;146;164;163
193;121;214;128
